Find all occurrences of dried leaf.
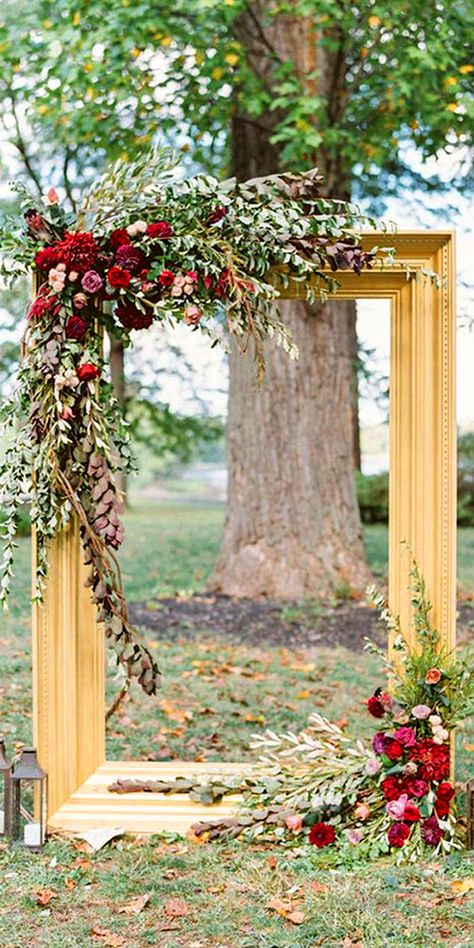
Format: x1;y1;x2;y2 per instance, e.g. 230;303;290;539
118;894;150;916
266;897;305;924
451;878;474;894
35;889;55;907
90;927;126;947
164;897;190;918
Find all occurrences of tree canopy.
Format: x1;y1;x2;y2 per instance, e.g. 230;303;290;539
1;0;472;205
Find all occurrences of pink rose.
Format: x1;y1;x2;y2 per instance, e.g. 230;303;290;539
73;292;88;310
393;726;417;748
386;794;409;821
354;802;371;821
365;757;381;776
184;303;203;326
285;813;303;833
412;705;432;720
81;270;103;293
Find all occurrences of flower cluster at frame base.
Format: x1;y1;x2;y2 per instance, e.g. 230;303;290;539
280;687;454;859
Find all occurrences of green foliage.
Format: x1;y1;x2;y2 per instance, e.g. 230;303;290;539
1;0;471;206
358;435;474;527
457;432;474;526
356;471;389;523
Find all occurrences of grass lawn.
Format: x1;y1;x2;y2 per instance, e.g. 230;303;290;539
1;503;474;947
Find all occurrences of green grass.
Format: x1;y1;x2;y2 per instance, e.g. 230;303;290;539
1;503;474;947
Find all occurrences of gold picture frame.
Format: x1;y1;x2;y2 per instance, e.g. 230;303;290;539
32;231;457;833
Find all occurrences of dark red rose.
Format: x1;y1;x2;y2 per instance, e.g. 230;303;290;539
384;739;404;762
308;822;336;848
158;269;174;287
387;822;411;848
66;316;88;340
116;303;153;331
406;778;429;799
421;815;443;846
77;363;99;381
382;776;410;801
146;221;173;239
115;245;146;273
436;782;455;802
409;740;450;782
35;245;62;271
435;799;450;818
367;695;385;719
109;229;131;250
403;803;421;823
107;266;131;288
208;205;227;225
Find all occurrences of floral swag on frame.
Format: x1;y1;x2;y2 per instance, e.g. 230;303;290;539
0;148;378;704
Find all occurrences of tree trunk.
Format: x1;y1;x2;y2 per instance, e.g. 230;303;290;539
210;2;368;597
109;335;127;502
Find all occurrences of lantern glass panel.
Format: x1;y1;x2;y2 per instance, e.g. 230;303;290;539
11;748;47;849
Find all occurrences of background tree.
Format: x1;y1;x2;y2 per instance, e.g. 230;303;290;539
1;0;472;591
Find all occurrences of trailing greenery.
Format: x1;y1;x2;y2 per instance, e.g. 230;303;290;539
0;147;380;706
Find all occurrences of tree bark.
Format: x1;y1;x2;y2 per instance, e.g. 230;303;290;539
210;1;368;597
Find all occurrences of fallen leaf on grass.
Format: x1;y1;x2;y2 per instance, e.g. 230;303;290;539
267;897;306;925
160;699;193;723
164;897;190;918
451;878;474;894
306;880;329;894
118;894;150;916
35;889;55;907
267;855;277;870
64;878;76;890
90;927;126;947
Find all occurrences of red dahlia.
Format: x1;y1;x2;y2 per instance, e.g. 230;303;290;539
409;740;450;782
308;822;336;848
107;266;131;288
57;231;100;273
35;245;62;271
116;304;153;331
66;316;88;340
115;245;146;274
421;815;443;846
381;776;410;801
387;822;410;848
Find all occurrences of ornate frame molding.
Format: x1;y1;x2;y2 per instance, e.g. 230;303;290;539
32;231;457;832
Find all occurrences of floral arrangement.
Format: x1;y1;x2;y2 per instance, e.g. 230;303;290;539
0;147;381;706
110;565;474;860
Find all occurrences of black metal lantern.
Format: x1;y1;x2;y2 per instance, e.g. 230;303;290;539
11;747;47;850
0;737;12;838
